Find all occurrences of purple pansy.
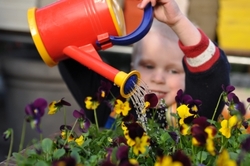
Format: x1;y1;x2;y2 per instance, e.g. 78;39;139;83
144;93;158;108
175;89;193;105
73;109;91;132
168;131;180;144
25;98;48;133
52;156;77;166
97;80;112;102
55;98;71;107
172;150;192;166
241;135;250;152
222;84;235;94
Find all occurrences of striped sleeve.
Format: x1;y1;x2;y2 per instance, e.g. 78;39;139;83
179;29;220;73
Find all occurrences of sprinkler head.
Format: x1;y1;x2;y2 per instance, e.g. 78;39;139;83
114;70;140;98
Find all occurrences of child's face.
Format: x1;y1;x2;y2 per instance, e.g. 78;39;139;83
133;33;185;106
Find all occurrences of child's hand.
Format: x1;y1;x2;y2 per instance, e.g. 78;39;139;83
138;0;201;46
137;0;184;26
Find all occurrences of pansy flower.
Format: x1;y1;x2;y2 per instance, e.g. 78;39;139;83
176;89;200;121
221;85;235;103
110;136;127;147
117;145;139;166
102;145;138;166
96;80;112;102
191;117;217;155
122;113;136;124
60;125;74;142
177;104;197;135
25;98;48;133
155;150;191;166
219;115;238;138
114;99;131;116
85;97;100;110
52;156;80;166
236;101;246;117
175;90;201;135
155;155;182;166
48;98;71;115
75;135;84;146
176;89;201;112
241;135;250;153
226;93;242;115
122;122;150;155
142;93;158;114
216;150;237;166
175;89;192;105
204;126;217;156
168;131;180;144
73;109;91;132
133;134;150;155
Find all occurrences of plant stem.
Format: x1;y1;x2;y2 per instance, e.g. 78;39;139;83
6;129;13;166
64;119;78;146
94;109;99;131
40;133;43;141
19;120;26;152
211;93;223;121
219;136;228;153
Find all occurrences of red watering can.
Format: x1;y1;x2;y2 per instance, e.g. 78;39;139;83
27;0;153;98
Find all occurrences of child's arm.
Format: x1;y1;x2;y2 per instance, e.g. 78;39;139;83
137;0;200;46
138;0;231;120
181;30;230;120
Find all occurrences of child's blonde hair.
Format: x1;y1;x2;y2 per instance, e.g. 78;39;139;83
131;19;179;69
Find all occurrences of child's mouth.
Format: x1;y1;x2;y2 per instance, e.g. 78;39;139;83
150;90;167;99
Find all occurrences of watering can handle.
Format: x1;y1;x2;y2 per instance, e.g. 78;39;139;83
109;3;153;46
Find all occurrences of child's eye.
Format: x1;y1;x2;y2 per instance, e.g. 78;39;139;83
167;69;178;74
139;61;155;70
143;64;154;69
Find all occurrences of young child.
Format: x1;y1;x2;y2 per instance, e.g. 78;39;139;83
136;0;230;118
58;0;230;127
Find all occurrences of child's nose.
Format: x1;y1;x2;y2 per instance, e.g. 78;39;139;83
151;70;165;84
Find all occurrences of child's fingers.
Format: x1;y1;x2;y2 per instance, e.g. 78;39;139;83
137;0;156;9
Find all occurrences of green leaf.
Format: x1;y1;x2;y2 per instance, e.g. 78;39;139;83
111;147;118;164
41;138;53;153
53;148;66;159
89;155;98;164
237;134;249;143
229;152;239;161
71;150;81;163
35;160;50;166
197;151;208;163
160;132;170;142
25;149;38;156
13;152;26;161
83;138;92;147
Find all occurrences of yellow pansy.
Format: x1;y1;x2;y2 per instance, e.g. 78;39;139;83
85;97;100;110
177;104;192;125
48;101;57;115
114;99;131;116
75;135;84;146
132;134;150;156
216;150;237;166
155;156;183;166
219;115;238;138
